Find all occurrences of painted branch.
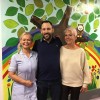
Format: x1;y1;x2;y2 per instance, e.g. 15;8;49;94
30;15;43;29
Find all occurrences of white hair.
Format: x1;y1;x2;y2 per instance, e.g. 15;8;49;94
64;27;77;36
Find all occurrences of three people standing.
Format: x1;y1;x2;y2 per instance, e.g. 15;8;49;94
9;22;91;100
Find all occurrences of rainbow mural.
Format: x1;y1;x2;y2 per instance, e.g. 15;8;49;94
2;39;100;100
2;0;100;100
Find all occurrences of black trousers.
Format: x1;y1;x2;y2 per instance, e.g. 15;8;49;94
61;85;82;100
37;81;61;100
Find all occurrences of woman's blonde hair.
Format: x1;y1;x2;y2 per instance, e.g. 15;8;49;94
17;32;33;53
64;27;77;36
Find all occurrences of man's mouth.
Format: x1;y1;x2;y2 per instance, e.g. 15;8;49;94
44;33;49;36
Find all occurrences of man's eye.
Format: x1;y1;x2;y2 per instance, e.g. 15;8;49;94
69;34;72;36
47;28;50;30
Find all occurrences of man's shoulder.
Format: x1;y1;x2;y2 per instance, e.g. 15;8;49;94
34;39;42;44
33;39;42;50
53;37;61;41
53;37;62;45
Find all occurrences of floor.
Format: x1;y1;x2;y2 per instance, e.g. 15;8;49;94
90;97;100;100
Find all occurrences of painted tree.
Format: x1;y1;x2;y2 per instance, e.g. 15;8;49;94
2;1;100;100
3;0;100;46
30;0;100;44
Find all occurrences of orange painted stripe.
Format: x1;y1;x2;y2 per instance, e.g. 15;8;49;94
76;43;100;60
2;60;10;70
87;46;100;60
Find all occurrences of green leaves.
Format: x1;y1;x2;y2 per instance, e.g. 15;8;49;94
93;19;99;29
89;33;98;40
89;0;94;4
89;12;94;23
34;9;45;17
41;15;47;20
5;7;18;16
33;33;42;41
94;6;100;15
54;0;65;8
80;15;87;23
16;0;25;7
71;22;77;28
9;0;13;2
17;27;25;38
6;37;19;47
34;0;43;8
63;0;70;4
25;4;34;16
85;22;91;33
11;29;17;33
71;13;81;20
19;7;23;12
3;0;100;50
56;9;63;20
4;19;19;29
45;3;53;16
45;0;50;2
18;13;28;25
70;0;78;6
48;17;58;24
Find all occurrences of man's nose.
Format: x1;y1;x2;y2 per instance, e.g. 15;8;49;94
44;29;48;33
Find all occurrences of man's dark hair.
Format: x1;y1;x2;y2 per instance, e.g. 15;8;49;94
41;20;53;29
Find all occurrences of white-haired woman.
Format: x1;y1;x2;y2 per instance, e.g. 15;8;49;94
8;32;38;100
60;27;91;100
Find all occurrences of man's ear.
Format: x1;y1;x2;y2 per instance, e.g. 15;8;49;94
40;29;42;33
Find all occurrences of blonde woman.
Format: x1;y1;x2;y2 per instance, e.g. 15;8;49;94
8;32;38;100
60;27;91;100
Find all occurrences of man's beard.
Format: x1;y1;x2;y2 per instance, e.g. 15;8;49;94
43;33;52;41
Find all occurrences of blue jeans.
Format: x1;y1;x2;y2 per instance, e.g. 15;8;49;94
37;81;61;100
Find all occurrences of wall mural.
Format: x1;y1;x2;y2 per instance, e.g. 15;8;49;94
2;0;100;100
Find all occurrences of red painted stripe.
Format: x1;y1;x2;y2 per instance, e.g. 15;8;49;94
3;70;8;79
87;46;100;60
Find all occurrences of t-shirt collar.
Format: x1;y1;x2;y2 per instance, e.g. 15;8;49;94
40;36;55;43
19;50;33;57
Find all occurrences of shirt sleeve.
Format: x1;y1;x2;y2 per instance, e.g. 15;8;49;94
81;49;91;86
8;54;17;72
32;40;38;52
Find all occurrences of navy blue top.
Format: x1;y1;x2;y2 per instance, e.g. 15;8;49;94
32;37;62;81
